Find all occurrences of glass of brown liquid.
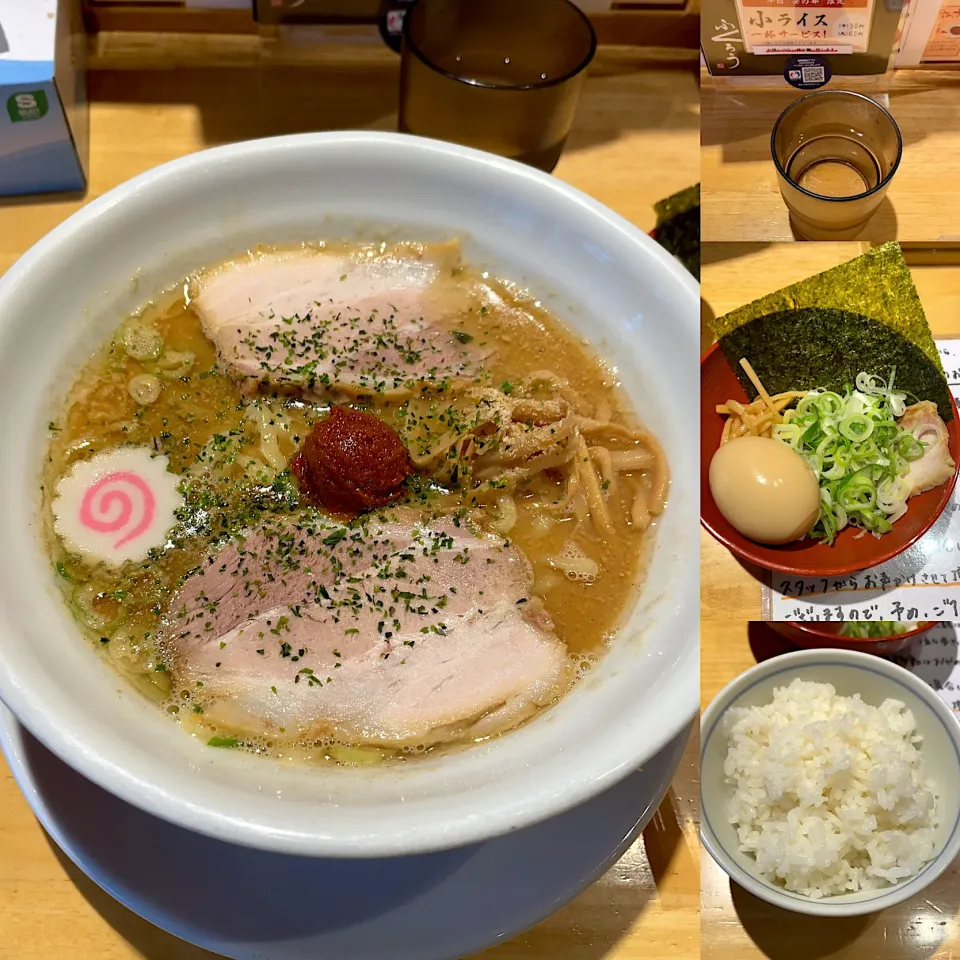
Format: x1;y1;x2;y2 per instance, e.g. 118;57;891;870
399;0;596;173
771;90;903;241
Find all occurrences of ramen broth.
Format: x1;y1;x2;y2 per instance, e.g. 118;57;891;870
43;241;666;763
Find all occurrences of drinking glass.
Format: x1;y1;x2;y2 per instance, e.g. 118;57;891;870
399;0;596;173
770;90;903;241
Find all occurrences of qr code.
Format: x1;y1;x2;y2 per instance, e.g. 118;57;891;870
801;65;825;84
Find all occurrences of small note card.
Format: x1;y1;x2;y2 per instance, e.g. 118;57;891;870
888;622;960;713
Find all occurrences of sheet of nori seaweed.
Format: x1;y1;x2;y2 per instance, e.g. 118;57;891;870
654;184;699;223
654;184;699;281
711;242;944;376
718;307;953;422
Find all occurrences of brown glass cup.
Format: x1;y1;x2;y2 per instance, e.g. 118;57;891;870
399;0;596;173
771;90;903;241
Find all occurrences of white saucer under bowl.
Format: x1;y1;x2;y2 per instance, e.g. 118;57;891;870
0;707;691;960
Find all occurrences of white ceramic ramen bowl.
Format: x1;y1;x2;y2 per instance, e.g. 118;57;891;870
701;649;960;917
0;131;698;858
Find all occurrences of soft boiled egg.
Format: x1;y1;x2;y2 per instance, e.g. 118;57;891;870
709;435;820;545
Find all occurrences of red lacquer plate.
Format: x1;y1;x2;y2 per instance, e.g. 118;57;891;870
770;620;937;656
701;341;960;577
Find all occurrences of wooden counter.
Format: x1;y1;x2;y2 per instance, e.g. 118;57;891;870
700;242;960;622
701;620;960;960
0;34;700;960
701;72;960;243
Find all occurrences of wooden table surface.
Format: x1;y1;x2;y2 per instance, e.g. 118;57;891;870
700;242;960;623
701;620;960;960
0;34;701;960
701;72;960;243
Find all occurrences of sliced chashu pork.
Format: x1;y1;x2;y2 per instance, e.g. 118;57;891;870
899;401;956;497
163;511;568;746
190;243;488;398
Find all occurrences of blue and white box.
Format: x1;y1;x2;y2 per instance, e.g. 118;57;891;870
0;0;87;197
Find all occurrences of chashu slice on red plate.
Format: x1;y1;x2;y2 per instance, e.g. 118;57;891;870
162;510;569;747
899;401;956;498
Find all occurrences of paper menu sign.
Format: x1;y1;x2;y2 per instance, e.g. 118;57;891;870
734;0;873;55
923;0;960;60
888;622;960;713
701;0;900;77
765;339;960;622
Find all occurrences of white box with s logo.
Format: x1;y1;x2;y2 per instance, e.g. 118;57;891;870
0;0;87;197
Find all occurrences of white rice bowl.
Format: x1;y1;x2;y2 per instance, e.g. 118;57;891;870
724;678;938;899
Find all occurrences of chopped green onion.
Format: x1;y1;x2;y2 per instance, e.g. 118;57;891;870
839;621;917;638
776;369;924;545
207;736;239;748
839;414;873;442
895;434;924;461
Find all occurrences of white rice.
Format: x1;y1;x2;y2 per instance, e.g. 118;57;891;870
724;678;938;899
